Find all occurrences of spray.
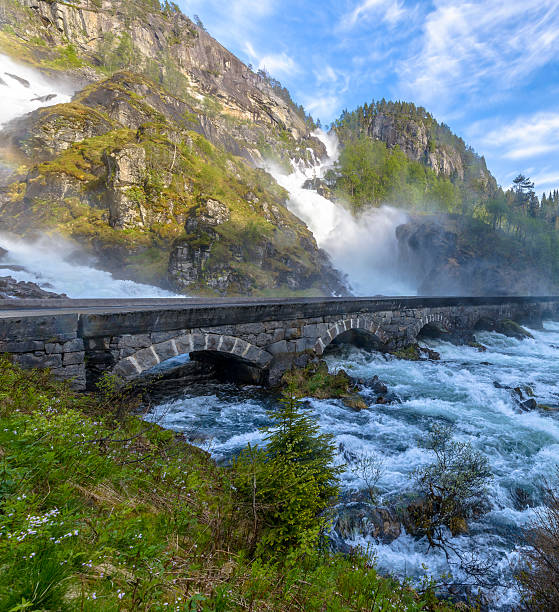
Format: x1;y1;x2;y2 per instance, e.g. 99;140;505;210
0;54;73;129
266;130;416;296
0;234;180;298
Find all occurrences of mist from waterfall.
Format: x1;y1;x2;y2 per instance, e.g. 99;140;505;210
0;54;73;129
266;130;415;296
0;234;179;298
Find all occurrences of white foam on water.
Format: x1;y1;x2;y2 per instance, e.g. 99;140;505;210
265;130;415;296
146;320;559;609
0;234;180;298
0;54;73;128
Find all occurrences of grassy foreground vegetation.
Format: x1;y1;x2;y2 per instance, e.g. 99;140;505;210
0;358;460;611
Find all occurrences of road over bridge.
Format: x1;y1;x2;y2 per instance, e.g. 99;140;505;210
0;295;558;391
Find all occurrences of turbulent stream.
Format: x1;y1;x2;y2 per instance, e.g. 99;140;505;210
146;323;559;610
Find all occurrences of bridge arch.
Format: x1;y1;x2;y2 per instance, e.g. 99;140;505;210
314;317;390;356
412;314;453;341
113;333;273;381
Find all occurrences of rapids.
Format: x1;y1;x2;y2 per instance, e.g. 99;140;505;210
146;322;559;610
0;234;180;298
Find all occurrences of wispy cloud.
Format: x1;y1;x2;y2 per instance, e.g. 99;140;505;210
397;1;559;112
477;112;559;161
258;52;300;77
341;0;407;29
181;0;277;47
243;42;300;77
529;169;559;190
301;94;342;119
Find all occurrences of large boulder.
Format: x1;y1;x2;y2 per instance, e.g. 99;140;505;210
334;503;401;544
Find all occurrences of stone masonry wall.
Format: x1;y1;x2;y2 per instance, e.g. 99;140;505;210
0;298;557;391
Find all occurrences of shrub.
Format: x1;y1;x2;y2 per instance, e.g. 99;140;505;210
410;425;492;549
518;471;559;611
234;386;342;556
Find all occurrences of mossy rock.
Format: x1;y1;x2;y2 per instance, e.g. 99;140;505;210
281;360;361;401
495;319;533;340
343;396;368;411
390;344;421;361
468;341;487;352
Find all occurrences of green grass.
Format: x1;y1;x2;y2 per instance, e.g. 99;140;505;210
0;359;463;611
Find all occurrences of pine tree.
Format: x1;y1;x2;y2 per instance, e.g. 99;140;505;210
234;385;341;556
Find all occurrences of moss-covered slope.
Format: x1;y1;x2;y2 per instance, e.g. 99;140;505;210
0;73;346;294
0;1;347;295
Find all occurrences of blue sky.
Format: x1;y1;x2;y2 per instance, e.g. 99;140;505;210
180;0;559;194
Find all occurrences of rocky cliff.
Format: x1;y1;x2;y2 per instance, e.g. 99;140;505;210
0;0;348;296
333;100;498;197
396;215;555;296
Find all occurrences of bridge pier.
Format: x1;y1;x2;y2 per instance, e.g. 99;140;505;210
0;297;556;391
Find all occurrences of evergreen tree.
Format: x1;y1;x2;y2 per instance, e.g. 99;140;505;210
234;386;341;556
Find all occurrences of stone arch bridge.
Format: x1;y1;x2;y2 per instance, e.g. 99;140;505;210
0;296;557;391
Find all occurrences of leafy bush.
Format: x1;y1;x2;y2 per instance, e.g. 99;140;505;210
518;471;559;611
410;425;492;548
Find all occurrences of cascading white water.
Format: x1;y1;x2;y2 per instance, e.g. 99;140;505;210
0;56;181;298
146;321;559;610
0;54;73;128
266;130;415;296
0;234;179;298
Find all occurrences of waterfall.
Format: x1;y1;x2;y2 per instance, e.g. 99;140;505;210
0;54;73;129
266;130;415;296
0;55;180;298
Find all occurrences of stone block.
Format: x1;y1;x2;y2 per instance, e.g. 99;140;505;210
285;327;302;340
133;346;160;372
199;326;234;336
302;324;318;337
205;335;220;351
267;340;288;355
0;314;78;342
272;328;285;342
52;365;86;391
86;337;110;350
63;338;84;352
63;351;85;366
295;338;312;352
113;358;141;380
174;334;194;354
245;346;272;368
263;320;284;330
151;331;183;344
45;343;64;354
14;353;62;369
255;332;273;346
0;340;45;353
218;336;235;353
235;322;266;335
117;334;151;349
153;340;178;363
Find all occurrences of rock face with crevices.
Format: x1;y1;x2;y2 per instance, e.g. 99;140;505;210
0;0;346;296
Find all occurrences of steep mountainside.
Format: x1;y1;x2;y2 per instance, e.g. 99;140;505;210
0;0;347;295
329;101;559;295
333;101;497;198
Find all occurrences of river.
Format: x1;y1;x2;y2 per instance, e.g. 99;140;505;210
145;322;559;610
2;56;558;609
